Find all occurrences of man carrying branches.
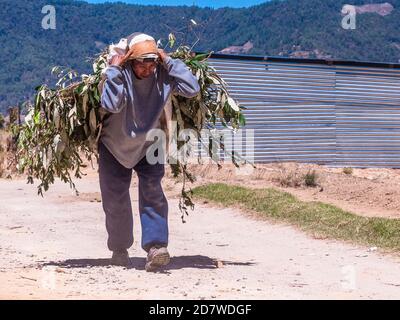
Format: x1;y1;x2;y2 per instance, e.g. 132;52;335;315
99;32;200;271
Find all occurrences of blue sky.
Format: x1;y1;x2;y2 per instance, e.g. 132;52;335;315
85;0;269;8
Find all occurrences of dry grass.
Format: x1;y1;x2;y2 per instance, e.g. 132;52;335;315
272;163;304;187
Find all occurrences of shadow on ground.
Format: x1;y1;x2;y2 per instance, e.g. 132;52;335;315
40;255;256;271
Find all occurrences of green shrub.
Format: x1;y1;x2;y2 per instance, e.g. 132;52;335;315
343;167;353;175
304;170;318;187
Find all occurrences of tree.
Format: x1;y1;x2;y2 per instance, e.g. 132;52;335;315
0;114;5;129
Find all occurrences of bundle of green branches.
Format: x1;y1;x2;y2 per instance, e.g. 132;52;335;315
13;39;250;222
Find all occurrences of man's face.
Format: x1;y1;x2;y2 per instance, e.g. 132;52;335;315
132;60;157;79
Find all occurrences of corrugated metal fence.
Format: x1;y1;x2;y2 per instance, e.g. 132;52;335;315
208;54;400;168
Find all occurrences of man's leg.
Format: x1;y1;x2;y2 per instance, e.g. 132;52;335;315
98;140;134;253
133;154;169;253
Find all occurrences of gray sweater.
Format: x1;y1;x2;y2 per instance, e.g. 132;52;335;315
100;56;200;168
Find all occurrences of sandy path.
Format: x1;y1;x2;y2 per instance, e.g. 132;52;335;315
0;175;399;299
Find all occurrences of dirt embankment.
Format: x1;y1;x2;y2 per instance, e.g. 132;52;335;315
166;162;400;219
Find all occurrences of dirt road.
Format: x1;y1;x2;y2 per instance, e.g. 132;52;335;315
0;174;399;299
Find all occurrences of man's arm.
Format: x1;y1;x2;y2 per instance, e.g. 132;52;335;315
100;56;128;113
159;50;200;98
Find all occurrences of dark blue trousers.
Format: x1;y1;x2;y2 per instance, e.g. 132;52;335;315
98;141;169;253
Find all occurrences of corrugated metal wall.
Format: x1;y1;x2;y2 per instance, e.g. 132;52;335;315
208;55;400;168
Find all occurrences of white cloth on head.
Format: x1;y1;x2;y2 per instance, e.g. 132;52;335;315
105;32;157;65
127;33;155;48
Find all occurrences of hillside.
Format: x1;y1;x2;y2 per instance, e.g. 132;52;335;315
1;0;400;113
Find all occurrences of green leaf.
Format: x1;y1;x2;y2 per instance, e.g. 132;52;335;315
33;110;40;125
53;108;60;129
35;93;41;108
239;113;246;127
168;33;176;48
82;94;89;118
53;134;66;155
89;108;97;134
227;97;240;112
193;52;210;61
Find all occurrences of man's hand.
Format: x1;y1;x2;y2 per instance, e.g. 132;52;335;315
157;49;169;64
110;55;125;67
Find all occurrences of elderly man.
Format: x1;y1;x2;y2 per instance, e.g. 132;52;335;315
99;33;200;271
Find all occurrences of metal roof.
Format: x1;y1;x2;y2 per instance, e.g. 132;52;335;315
203;53;400;168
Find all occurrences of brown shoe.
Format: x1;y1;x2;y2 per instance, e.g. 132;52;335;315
145;246;170;272
110;249;130;267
